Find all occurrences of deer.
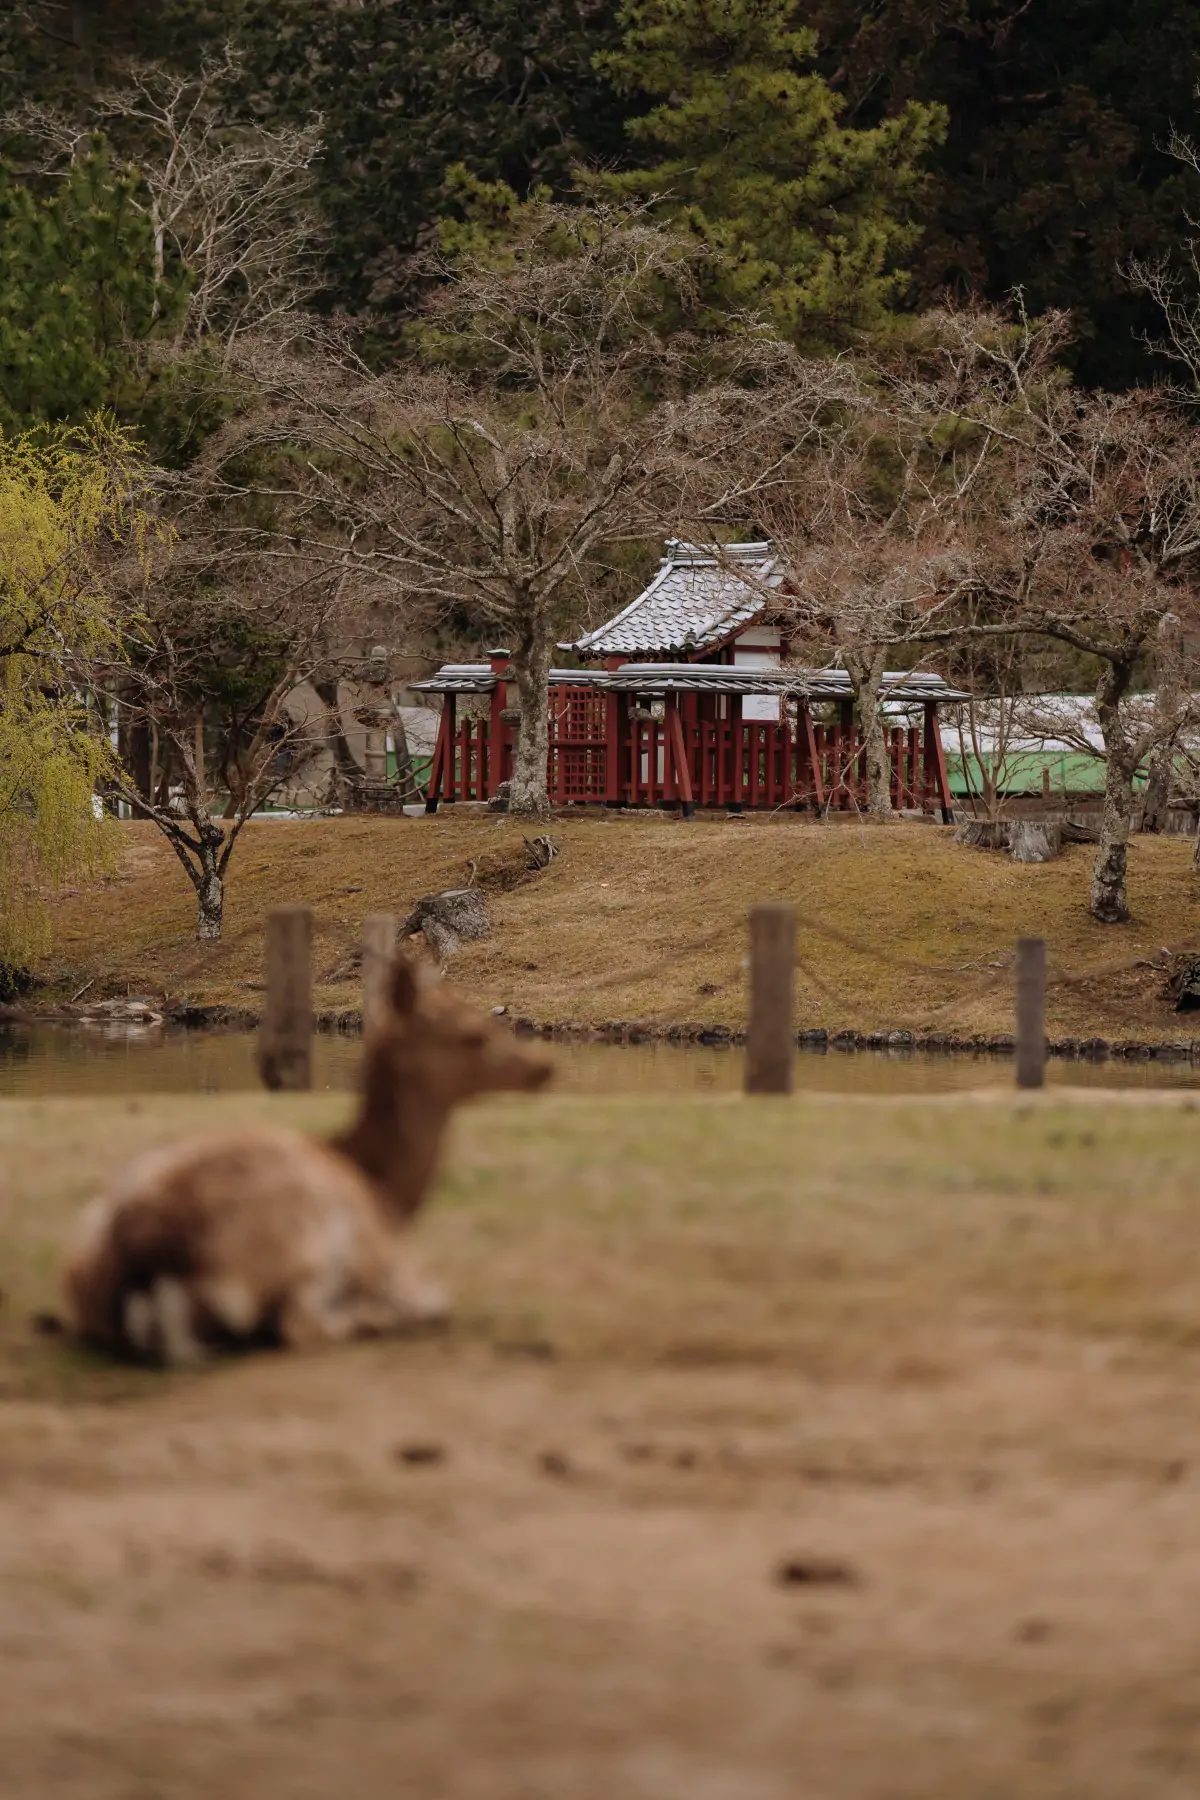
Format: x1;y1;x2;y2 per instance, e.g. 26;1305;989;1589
64;958;552;1367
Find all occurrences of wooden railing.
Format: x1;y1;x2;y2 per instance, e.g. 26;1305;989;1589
426;690;952;817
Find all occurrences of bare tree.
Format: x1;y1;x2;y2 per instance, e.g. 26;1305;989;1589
199;198;818;817
86;488;357;942
1126;124;1200;391
719;354;991;818
945;622;1029;822
913;305;1200;922
4;49;324;357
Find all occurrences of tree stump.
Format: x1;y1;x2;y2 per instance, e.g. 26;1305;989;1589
1165;955;1200;1011
400;888;491;961
1009;820;1062;863
954;820;1009;851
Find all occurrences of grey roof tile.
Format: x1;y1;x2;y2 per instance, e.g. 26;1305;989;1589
564;541;783;658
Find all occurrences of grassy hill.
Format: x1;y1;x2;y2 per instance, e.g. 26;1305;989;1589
30;813;1200;1044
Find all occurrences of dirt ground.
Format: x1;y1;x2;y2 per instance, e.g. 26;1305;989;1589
33;813;1200;1041
3;1088;1200;1797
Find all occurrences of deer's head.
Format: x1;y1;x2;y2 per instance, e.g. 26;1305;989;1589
368;957;553;1111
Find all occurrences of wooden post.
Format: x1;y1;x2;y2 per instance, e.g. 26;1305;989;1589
666;695;695;818
604;688;621;803
258;907;312;1091
1015;936;1046;1090
745;904;795;1095
924;700;954;823
362;912;396;1043
443;692;457;803
802;705;824;809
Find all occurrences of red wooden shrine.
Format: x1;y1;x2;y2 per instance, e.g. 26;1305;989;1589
416;655;957;819
413;541;962;818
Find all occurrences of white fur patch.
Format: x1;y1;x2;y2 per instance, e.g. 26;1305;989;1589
124;1291;156;1355
153;1278;206;1369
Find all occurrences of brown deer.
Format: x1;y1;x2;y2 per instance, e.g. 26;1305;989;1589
64;959;552;1366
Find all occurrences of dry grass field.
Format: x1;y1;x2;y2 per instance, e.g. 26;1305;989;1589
33;812;1200;1041
3;1085;1200;1797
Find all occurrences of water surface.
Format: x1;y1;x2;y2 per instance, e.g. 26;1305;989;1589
1;1024;1197;1099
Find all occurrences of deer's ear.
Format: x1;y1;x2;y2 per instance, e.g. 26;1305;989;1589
390;957;420;1017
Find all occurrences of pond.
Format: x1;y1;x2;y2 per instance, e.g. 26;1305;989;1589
2;1023;1198;1098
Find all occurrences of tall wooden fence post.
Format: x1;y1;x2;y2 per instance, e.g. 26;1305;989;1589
258;906;313;1092
1015;936;1046;1090
745;903;796;1095
362;912;396;1044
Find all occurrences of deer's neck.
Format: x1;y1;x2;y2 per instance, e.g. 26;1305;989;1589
332;1083;450;1225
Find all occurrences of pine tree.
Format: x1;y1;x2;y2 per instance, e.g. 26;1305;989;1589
598;0;946;348
0;149;181;432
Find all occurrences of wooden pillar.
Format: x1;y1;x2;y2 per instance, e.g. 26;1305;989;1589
258;907;312;1092
801;705;824;809
424;703;449;813
745;904;795;1095
362;912;396;1044
666;694;695;818
443;692;457;803
1015;936;1046;1090
604;688;621;803
730;694;744;812
924;701;954;823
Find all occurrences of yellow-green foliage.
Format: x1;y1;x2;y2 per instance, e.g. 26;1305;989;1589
0;419;158;962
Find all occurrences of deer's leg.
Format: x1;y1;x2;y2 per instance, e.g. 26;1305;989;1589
277;1275;363;1349
124;1277;210;1369
390;1252;451;1325
349;1246;451;1335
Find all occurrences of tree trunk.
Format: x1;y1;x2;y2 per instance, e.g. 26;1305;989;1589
387;705;422;802
313;677;362;807
853;651;892;819
507;631;552;818
1090;662;1137;924
1091;752;1135;922
1142;746;1172;833
1144;610;1183;834
196;851;223;942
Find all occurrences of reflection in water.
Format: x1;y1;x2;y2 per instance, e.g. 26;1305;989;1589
2;1023;1199;1098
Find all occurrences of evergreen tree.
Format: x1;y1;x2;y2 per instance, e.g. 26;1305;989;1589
0;149;182;432
235;0;628;327
597;0;945;348
805;0;1200;387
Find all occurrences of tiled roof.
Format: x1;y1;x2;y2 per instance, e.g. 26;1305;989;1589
410;663;968;702
563;541;783;659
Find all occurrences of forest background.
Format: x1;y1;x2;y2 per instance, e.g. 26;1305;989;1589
4;0;1200;952
4;0;1196;388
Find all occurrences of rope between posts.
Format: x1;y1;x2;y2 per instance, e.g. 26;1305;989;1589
561;902;1192;1006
